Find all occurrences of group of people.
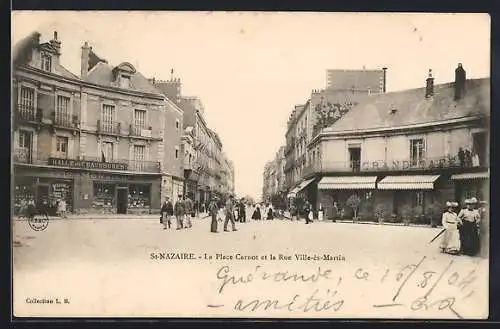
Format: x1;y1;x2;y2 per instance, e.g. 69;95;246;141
440;197;488;257
457;147;481;168
250;203;277;220
207;195;238;233
160;194;195;230
17;197;68;219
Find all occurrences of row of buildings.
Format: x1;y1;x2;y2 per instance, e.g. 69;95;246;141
12;31;234;215
263;66;489;222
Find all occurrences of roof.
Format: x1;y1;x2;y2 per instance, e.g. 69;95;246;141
325;78;490;133
327;69;384;91
84;62;163;96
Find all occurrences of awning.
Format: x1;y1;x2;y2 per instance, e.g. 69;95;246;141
378;175;440;190
287;178;315;198
451;172;489;180
318;176;377;190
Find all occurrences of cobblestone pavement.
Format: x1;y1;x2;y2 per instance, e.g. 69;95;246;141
13;217;488;319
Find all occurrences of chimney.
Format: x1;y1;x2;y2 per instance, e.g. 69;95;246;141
49;31;61;54
454;63;466;101
81;42;90;79
425;69;434;98
382;67;388;93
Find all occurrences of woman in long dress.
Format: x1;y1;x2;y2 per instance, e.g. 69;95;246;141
458;198;481;256
440;201;461;254
251;204;261;220
318;204;324;221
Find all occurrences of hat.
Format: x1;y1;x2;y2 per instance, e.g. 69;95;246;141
452;202;459;207
470;197;478;204
464;198;472;204
445;201;453;207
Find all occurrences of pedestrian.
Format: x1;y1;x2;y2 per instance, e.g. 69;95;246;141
318;204;324;221
472;152;480;167
458;198;481;256
174;194;185;230
208;197;219;233
224;195;237;232
478;200;489;258
57;198;67;218
184;195;194;229
304;201;313;224
440;201;461;254
251;204;261;220
266;204;274;220
160;197;174;230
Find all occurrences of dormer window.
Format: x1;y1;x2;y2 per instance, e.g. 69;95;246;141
120;75;131;88
41;53;52;72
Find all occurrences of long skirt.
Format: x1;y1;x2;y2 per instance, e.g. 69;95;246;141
252;210;261;220
440;227;461;254
460;221;480;256
318;211;324;221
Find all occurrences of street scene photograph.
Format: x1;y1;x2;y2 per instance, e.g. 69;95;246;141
11;12;490;319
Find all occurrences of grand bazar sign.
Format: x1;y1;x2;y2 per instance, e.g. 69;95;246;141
360;157;459;171
48;158;128;171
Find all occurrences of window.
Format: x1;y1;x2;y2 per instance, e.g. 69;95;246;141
41;53;52;72
101;141;113;162
134;109;146;128
56;95;71;124
17;130;32;163
19;87;35;119
93;182;115;209
175;147;179;159
120;75;131;88
133;145;146;171
415;191;424;207
101;104;115;133
175;119;180;129
56;136;68;158
128;184;151;209
410;139;425;165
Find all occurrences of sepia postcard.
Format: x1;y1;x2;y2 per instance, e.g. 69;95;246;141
11;11;490;319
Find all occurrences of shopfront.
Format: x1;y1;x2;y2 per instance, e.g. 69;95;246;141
14;169;75;216
451;171;489;204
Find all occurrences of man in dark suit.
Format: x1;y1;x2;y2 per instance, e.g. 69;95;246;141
160;197;174;229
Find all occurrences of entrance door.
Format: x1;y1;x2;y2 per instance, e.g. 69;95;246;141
36;184;50;213
116;188;128;214
349;147;361;172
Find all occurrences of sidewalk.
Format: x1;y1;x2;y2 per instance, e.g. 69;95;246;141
14;213;211;221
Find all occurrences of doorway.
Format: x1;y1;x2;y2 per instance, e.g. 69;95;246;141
117;187;128;214
36;184;50;214
472;132;488;166
349;147;361;172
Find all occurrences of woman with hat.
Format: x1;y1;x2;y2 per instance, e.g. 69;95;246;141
457;198;481;256
440;201;462;255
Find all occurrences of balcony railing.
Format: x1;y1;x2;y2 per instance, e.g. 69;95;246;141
129;124;153;138
301;155;488;176
97;120;121;135
13;151;161;173
51;111;79;128
16;104;43;123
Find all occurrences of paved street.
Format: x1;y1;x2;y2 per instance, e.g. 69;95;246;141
13;217;488;319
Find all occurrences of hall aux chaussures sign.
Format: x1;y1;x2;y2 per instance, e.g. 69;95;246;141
48;158;128;171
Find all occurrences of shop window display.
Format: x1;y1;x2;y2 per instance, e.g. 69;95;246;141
14;184;35;215
93;182;115;211
50;182;73;213
128;184;151;210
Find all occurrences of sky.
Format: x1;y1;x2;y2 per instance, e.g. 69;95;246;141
11;12;490;200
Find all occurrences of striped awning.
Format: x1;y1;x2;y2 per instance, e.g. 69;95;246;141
451;172;489;180
378;175;440;190
318;176;377;190
287;178;315;198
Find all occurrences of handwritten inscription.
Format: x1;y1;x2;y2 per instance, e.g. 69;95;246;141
209;257;481;318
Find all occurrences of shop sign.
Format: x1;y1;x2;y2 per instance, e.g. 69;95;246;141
361;157;457;171
49;158;128;171
81;172;129;182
